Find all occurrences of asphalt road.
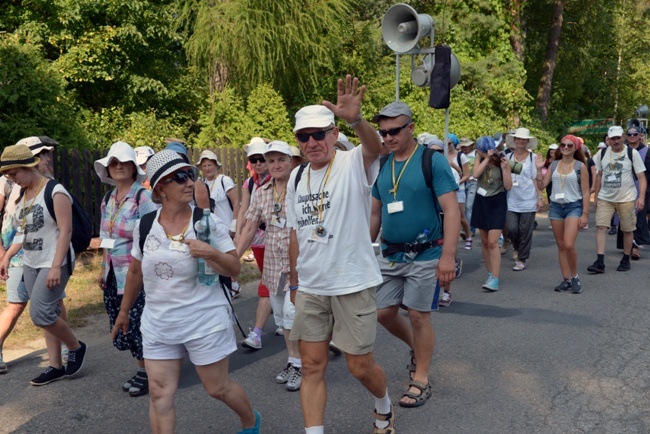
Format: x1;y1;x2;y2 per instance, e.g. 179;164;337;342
2;212;649;434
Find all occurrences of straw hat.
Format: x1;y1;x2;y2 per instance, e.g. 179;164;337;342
505;128;538;150
146;150;191;190
0;144;41;172
94;141;147;186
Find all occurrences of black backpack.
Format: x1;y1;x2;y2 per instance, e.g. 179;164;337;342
42;180;93;275
137;207;246;338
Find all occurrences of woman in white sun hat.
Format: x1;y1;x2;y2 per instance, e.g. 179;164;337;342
112;149;260;433
95;141;157;397
504;128;543;271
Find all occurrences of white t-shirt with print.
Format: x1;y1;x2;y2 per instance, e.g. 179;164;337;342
204;175;236;227
507;151;538;213
14;182;74;268
286;146;382;296
594;146;647;203
131;208;236;344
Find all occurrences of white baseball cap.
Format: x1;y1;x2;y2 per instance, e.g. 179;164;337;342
294;105;335;132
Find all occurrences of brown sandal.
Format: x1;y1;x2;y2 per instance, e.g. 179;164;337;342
631;248;641;261
373;403;395;434
399;380;432;408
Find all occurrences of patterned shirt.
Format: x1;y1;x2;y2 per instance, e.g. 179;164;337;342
245;181;289;295
0;178;23;267
100;182;157;294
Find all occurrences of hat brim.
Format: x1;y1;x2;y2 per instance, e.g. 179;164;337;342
0;158;40;173
150;162;191;190
196;156;222;167
506;134;538;150
94;156;147;186
293;119;335;132
459;141;475;147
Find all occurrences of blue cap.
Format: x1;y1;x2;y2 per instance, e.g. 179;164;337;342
166;142;187;156
447;133;459;146
476;136;496;153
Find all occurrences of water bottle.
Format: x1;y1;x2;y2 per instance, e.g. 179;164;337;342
195;208;217;286
403;229;429;263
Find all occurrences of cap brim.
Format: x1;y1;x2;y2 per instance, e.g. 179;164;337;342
293;119;334;132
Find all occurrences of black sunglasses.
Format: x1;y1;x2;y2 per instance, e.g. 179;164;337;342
627;132;639;137
378;122;411;138
560;143;574;148
295;128;335;143
248;156;266;164
163;169;197;185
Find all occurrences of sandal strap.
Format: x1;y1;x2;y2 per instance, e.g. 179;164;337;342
408;380;429;392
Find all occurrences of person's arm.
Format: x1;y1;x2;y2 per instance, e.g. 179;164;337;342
589;164;597;194
111;259;143;339
535;154;553;189
194;179;210;210
436;191;460;287
636;172;647;213
47;192;73;289
500;157;513;190
593;172;602;209
234;187;251;245
579;162;590;228
236;216;261;258
322;75;381;172
226;187;240;232
472;152;490;178
459;161;471;184
0;243;22;279
370;197;382;242
289;229;299;304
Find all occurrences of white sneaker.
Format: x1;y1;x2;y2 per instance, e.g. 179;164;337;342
275;363;292;384
275;326;284;336
241;329;262;350
286;366;302;391
328;341;342;355
512;261;526;271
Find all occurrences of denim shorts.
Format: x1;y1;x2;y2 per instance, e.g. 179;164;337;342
549;200;583;220
456;187;466;203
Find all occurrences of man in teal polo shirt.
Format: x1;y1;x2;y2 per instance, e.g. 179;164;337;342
370;101;460;409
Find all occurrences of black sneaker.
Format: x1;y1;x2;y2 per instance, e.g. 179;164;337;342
608;226;617;235
570;277;582;294
128;371;148;397
554;280;572;292
587;261;605;274
30;366;66;386
65;341;87;377
616;261;631;272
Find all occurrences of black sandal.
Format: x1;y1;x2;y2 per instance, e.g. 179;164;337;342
399;380;432;408
127;371;149;397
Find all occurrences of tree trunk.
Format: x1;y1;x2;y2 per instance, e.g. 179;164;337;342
536;0;565;122
508;0;525;62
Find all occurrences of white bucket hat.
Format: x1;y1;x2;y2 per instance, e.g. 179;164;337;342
506;128;538;150
94;141;147;186
16;136;59;155
146;149;191;190
134;146;155;165
196;150;222;167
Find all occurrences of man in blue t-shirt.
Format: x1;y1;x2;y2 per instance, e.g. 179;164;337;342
369;101;460;409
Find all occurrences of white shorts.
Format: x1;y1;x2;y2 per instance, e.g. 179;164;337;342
143;327;237;366
269;290;295;329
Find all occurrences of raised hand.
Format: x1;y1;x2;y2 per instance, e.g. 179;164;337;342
322;75;366;124
535;152;545;169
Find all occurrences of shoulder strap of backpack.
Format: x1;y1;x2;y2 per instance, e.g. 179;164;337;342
103;190;112;207
456;153;463;176
219;175;234;211
192;206;203;233
627;146;638;180
600;147;607;161
294;163;309;190
138;211;157;254
421;147;442;217
44;179;58;222
247;177;255;195
574;160;582;186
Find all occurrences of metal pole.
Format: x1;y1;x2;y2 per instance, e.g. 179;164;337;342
395;54;400;101
443;107;450;158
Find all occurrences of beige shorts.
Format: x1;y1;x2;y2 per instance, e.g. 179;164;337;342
289;288;377;355
596;200;637;232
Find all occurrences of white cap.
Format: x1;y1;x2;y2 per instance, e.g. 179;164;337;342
597;142;607;149
294;105;335;132
134;146;155;165
608;125;624;138
264;141;292;157
243;137;267;156
196;150;222;167
548;143;559;150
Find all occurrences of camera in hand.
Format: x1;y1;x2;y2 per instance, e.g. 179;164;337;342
490;152;523;174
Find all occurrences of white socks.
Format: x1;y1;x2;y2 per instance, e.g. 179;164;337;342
374;390;391;429
289;357;302;368
305;426;324;434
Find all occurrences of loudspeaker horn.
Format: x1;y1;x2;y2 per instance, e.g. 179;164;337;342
382;3;434;54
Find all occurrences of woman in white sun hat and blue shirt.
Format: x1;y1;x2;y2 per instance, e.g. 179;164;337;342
112;150;260;434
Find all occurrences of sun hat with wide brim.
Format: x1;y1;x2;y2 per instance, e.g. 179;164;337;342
196;150;222;167
16;136;59;155
94;141;147;186
506;128;538;150
146;149;192;190
0;144;41;172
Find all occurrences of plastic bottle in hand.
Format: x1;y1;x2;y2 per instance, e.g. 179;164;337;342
194;208;217;285
403;229;430;263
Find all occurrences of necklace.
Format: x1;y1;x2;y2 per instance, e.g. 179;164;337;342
306;152;336;217
19;176;46;232
108;190;129;235
557;159;574;190
161;209;191;243
272;180;286;213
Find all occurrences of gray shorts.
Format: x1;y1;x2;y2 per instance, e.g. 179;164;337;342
6;266;67;304
23;265;71;327
376;256;438;312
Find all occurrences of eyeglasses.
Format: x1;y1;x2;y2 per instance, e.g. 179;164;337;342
560;143;574;148
627;132;639;137
378;122;411;138
431;148;444;153
162;169;197;185
295;128;335;143
248;156;266;164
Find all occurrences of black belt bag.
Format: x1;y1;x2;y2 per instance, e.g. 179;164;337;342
381;237;444;258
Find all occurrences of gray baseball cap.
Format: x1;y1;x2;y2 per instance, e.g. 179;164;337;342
372;101;413;123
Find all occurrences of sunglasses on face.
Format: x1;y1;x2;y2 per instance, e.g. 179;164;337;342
248;156;266;164
560;143;574;148
627;132;639;137
378;122;411;138
295;128;335;143
163;169;197;185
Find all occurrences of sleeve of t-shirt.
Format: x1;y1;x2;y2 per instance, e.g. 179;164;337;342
223;176;236;192
632;149;647;173
52;184;73;205
131;221;143;261
209;214;236;253
0;176;7;198
286;167;298;230
459;153;468;165
371;181;380;200
351;145;380;191
594;151;603;171
431;153;459;196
